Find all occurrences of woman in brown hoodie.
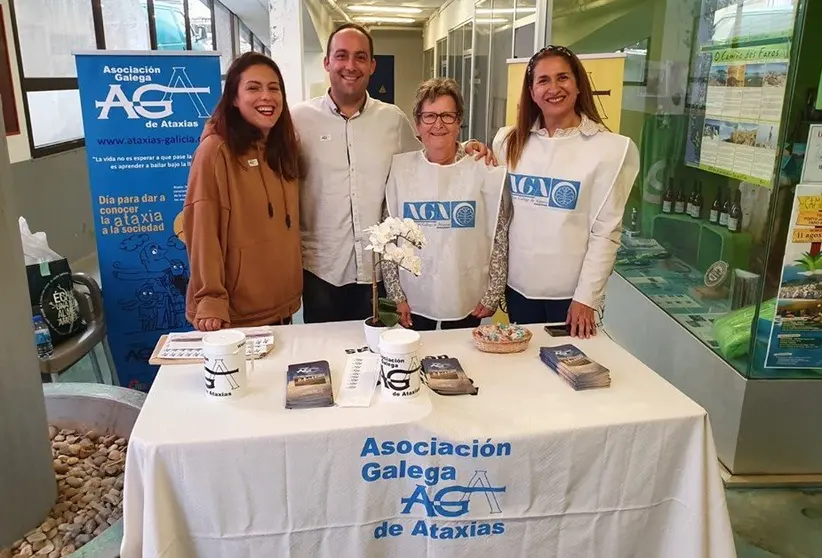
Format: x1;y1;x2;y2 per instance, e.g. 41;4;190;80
184;52;302;331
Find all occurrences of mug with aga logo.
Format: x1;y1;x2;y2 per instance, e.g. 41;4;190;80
379;329;422;400
202;330;248;399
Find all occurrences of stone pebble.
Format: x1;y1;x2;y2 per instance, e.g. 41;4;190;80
2;427;128;558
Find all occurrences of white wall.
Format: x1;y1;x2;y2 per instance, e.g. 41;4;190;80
371;29;424;119
303;51;329;100
424;0;475;49
1;0;30;163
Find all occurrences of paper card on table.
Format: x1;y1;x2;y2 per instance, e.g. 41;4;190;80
151;326;275;365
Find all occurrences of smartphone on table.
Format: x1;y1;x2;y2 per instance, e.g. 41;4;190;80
544;322;571;337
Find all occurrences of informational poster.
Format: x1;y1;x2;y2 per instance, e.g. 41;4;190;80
684;0;798;188
686;45;789;186
75;52;221;390
505;53;626;132
765;184;822;368
800;124;822;184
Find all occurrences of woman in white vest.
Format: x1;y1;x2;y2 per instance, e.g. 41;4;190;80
384;78;509;331
493;46;639;338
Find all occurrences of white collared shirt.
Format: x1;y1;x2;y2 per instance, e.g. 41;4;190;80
292;93;420;286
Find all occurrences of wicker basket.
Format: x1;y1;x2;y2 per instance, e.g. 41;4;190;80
472;325;532;354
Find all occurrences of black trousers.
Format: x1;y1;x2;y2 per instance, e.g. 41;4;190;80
302;270;382;324
505;286;572;325
410;314;482;332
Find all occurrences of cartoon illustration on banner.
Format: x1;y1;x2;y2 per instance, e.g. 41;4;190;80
75;53;222;390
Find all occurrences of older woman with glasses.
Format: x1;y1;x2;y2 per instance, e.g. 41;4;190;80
493;45;639;338
382;78;509;331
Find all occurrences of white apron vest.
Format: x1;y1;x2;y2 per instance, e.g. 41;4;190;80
386;152;506;320
500;129;631;300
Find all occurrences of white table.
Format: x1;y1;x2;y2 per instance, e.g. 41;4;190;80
121;322;736;558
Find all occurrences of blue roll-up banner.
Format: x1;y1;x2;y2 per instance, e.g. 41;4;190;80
75;52;221;390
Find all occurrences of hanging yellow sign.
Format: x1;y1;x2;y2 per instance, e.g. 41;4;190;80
505;53;626;133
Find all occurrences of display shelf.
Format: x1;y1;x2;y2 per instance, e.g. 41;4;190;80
651;213;752;272
614;257;822;380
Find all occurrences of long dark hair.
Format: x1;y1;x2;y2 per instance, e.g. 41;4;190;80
506;45;605;170
210;52;301;182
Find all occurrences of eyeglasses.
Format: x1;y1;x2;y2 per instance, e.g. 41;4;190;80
526;45;575;81
418;112;460;125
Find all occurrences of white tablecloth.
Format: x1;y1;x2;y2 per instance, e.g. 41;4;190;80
121;322;735;558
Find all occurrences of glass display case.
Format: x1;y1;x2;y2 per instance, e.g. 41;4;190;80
555;0;822;379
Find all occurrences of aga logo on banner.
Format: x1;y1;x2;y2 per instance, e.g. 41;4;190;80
508;173;580;210
95;66;211;122
361;436;511;541
403;201;477;229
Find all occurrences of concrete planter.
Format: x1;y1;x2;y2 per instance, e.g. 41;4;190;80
43;383;145;558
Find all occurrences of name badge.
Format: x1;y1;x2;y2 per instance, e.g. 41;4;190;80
248;158;259;167
320;134;331;142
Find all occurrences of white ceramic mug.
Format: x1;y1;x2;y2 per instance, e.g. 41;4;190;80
202;330;247;399
379;329;421;400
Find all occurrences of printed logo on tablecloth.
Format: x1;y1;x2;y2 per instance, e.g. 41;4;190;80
403;201;477;229
508;173;580;210
360;436;511;540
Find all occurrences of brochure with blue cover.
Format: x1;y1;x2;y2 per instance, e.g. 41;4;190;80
286;360;334;409
540;345;611;390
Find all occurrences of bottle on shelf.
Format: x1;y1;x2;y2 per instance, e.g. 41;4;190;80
685;184;694;216
691;181;703;219
720;189;731;226
709;190;722;224
727;188;742;233
674;185;687;214
629;207;639;233
33;311;53;359
662;178;674;214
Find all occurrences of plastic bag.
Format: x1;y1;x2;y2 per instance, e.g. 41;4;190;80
19;216;62;265
713;298;777;360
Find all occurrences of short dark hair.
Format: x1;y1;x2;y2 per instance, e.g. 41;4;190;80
325;23;373;59
210;52;301;182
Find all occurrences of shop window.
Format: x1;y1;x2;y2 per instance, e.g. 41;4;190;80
154;0;187;50
7;0;254;157
239;22;251;54
190;0;215;51
214;1;233;74
619;38;649;86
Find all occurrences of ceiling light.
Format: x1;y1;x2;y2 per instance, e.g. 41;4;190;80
348;5;423;14
354;16;416;23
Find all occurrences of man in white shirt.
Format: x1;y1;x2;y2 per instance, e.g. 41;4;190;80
292;24;490;323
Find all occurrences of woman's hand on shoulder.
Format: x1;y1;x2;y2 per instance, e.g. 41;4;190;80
465;140;498;167
567;300;596;339
196;318;225;332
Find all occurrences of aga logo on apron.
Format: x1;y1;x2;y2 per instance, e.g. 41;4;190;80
403;201;477;228
508;173;580;210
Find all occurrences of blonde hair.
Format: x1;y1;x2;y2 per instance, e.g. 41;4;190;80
412;78;464;123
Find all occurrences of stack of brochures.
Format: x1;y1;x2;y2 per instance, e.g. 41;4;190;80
540;345;611;390
421;357;478;396
285;360;334;409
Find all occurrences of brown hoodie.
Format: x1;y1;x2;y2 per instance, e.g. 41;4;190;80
183;125;302;327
